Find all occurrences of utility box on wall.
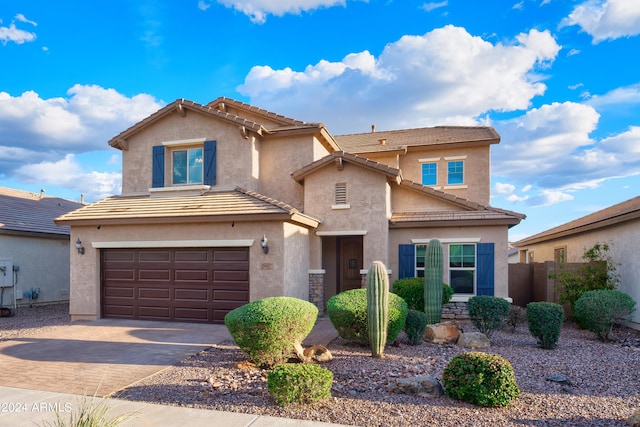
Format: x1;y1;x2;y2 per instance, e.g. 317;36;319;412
0;258;16;310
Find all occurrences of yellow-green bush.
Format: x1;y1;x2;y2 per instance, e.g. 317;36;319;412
267;363;333;406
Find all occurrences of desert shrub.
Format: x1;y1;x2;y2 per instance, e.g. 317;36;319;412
526;302;564;349
267;363;333;406
326;288;408;345
442;352;520;407
391;277;454;311
574;289;636;341
467;296;510;338
504;305;527;332
224;297;318;368
404;309;428;345
550;242;620;313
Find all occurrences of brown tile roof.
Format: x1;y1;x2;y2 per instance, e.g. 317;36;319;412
292;151;402;184
0;187;84;237
515;195;640;246
207;97;307;127
335;126;500;154
54;188;321;228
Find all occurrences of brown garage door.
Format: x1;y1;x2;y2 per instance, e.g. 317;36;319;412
102;247;249;323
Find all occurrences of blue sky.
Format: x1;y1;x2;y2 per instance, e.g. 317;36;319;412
1;0;639;242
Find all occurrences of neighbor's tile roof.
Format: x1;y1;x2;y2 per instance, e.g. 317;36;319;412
335;126;500;153
55;188;320;228
516;195;640;246
0;187;84;236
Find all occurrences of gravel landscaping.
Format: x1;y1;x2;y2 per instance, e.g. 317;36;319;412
3;303;639;426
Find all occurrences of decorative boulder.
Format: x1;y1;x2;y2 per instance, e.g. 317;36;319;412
424;321;462;344
390;375;444;398
457;332;490;349
628;409;640;427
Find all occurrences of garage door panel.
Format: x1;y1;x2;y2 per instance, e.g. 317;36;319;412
102;247;249;323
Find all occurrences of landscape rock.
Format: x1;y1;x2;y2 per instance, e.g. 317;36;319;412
424;321;462;344
389;375;444;398
457;332;490;349
627;409;640;427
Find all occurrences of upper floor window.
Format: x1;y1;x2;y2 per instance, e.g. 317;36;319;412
447;161;464;185
173;147;203;185
421;163;437;186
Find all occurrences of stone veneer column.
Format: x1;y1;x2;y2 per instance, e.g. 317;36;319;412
308;270;325;316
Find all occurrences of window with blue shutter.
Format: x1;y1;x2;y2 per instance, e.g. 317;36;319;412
203;140;217;185
476;242;495;296
152;145;165;188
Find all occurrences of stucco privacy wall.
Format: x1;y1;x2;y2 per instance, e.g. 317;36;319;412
302;161;391;267
67;220;305;321
388;225;509;298
283;222;310;300
521;223;640;327
120;112;261;195
0;235;71;305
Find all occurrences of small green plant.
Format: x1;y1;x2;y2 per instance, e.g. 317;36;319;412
39;394;138;427
391;278;453;310
404;309;428;345
442;352;520;407
424;239;444;324
366;261;390;358
526;302;564;349
224;297;318;368
327;288;408;346
550;242;620;313
267;363;333;406
573;289;636;341
467;296;510;338
504;305;527;332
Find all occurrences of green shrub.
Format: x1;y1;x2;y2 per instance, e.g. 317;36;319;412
526;302;564;349
267;363;333;406
326;289;408;346
467;296;510;338
504;305;527;332
574;289;636;341
224;297;318;368
404;309;428;345
391;277;453;311
442;352;520;407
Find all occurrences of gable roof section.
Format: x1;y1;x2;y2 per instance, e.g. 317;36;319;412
54;188;321;228
207;97;306;127
390;180;525;228
292;151;402;184
515;195;640;246
335;126;500;154
0;187;84;237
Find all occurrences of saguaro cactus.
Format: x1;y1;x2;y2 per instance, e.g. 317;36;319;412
366;260;389;358
424;239;444;324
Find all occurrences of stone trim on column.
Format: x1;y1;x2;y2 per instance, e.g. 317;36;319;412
309;269;325;316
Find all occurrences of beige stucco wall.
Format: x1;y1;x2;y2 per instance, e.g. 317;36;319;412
0;234;71;306
518;221;640;328
388;225;509;299
67;220;311;321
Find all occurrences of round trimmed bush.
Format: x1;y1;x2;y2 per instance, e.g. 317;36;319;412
467;296;511;338
391;278;454;311
404;309;428;345
442;352;520;407
527;302;564;349
326;288;408;345
267;363;333;406
574;289;636;341
224;297;318;368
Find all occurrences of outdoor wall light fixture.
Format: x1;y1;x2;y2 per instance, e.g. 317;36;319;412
75;238;85;255
260;235;269;254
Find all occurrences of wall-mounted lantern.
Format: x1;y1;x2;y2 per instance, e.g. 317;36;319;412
75;238;85;255
260;235;269;254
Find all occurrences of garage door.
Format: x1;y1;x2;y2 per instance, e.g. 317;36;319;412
101;248;249;323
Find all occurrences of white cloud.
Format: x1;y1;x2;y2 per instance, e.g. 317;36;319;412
239;25;561;133
198;1;213;11
561;0;640;43
586;83;640;107
15;14;37;26
216;0;346;24
421;2;448;12
494;182;515;195
0;22;36;44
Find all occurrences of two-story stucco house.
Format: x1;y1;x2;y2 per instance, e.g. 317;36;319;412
55;97;524;323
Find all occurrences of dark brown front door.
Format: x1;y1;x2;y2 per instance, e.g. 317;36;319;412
338;236;363;293
101;247;249;324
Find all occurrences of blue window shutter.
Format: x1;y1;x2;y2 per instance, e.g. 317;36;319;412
398;244;415;279
204;140;217;185
152;145;164;188
476;243;494;296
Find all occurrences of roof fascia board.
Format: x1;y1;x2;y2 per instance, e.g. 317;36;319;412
389;218;522;229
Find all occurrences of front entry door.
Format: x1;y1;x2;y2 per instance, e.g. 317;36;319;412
338;236;363;293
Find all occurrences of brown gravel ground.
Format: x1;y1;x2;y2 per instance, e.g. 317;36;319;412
3;304;639;426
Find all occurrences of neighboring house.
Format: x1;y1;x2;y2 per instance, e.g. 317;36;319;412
507;243;519;263
515;196;640;330
0;187;84;308
55;98;524;323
